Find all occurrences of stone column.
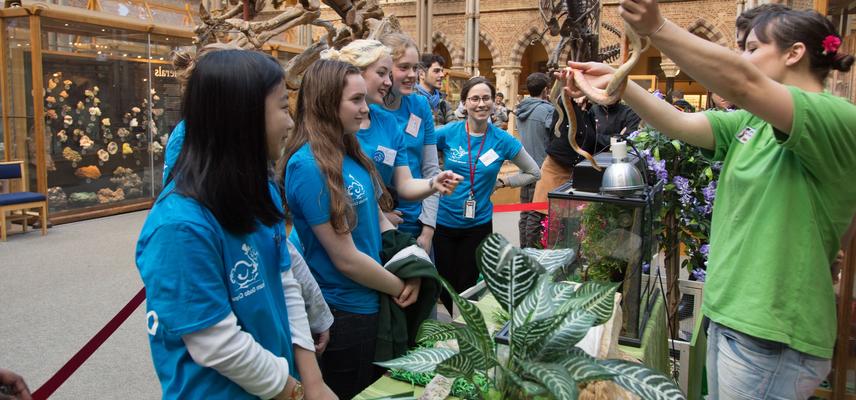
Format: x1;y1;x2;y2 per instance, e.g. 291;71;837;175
298;25;313;47
416;0;434;54
464;0;480;76
492;65;522;134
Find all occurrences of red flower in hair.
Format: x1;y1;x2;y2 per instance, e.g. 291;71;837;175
822;35;842;55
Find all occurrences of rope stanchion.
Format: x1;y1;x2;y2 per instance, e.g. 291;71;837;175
32;287;146;400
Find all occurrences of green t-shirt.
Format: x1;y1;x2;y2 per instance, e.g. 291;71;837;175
702;86;856;359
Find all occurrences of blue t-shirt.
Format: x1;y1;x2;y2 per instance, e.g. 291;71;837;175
436;121;522;228
357;105;409;187
284;143;382;314
162;120;186;185
386;94;436;234
136;180;295;400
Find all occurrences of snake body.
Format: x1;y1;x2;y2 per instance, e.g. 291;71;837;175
550;20;648;170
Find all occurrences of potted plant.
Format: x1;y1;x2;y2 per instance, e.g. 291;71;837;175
376;234;686;400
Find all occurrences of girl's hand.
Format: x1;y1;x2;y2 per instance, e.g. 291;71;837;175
432;170;463;195
384;210;404;227
312;330;330;354
394;278;422;308
618;0;665;36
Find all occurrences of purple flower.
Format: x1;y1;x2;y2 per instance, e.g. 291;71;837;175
691;268;707;282
702;181;717;204
627;130;640;140
700;244;710;256
711;162;723;172
652;90;665;100
673;176;693;207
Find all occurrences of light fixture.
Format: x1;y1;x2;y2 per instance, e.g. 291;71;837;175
600;138;645;196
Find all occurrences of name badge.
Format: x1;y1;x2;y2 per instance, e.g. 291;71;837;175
479;149;499;166
406;113;421;137
736;127;756;144
376;145;397;167
464;199;476;219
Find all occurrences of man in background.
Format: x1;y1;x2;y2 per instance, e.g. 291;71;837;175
671;90;695;113
416;53;457;127
515;73;554;247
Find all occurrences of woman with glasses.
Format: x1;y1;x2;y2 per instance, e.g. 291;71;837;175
433;77;541;313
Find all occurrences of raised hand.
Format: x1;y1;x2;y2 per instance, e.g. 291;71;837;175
618;0;666;36
432;170;464;195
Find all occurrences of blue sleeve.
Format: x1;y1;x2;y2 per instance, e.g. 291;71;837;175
390;115;409;168
285;158;331;226
436;124;450;151
138;223;231;336
503;129;523;160
416;96;437;145
162;120;186;185
267;181;292;273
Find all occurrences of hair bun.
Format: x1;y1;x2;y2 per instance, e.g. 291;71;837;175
320;48;341;61
832;54;855;72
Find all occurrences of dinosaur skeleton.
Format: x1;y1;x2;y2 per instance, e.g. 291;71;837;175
193;0;397;89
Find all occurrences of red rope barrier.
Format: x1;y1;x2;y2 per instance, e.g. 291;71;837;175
32;287;146;400
492;202;548;213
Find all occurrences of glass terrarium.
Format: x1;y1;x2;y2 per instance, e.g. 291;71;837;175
546;178;663;341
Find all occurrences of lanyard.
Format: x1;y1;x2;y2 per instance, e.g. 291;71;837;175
466;120;488;198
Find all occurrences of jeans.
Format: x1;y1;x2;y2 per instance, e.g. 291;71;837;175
706;321;831;400
518;182;544;248
319;308;382;399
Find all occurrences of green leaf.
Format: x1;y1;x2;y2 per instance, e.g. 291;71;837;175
375;348;456;373
536;310;596;361
558;281;619;326
560;348;617;382
520;361;580;400
454;325;497;370
704;167;713;180
435;352;475;379
653;146;660;160
497;364;548;397
600;360;687;400
435;275;493;360
416;320;458;345
512;275;555;328
511;314;564;358
671;140;681;151
477;234;543;311
521;247;576;275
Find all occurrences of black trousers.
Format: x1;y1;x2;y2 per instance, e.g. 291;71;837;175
518;182;544;248
319;308;382;399
434;221;493;313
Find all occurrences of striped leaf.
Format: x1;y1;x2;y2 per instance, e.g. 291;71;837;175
520;361;581;400
454;325;496;370
416;320;457;345
435;352;475;379
511;314;564;358
560;349;617;382
600;360;687;400
497;364;548;397
374;348;456;373
521;247;577;274
512;275;556;328
536;310;596;361
558;281;619;325
435;275;493;358
477;234;544;310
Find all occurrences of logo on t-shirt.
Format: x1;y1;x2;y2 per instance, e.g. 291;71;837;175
230;244;266;302
347;174;367;206
736;127;756;144
447;146;467;164
373;150;385;164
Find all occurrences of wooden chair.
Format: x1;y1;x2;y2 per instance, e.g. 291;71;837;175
0;160;48;241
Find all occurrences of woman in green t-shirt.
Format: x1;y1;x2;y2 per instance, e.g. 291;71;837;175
562;4;855;399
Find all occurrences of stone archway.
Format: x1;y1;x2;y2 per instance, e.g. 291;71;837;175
432;31;464;69
478;31;500;82
508;25;554;67
686;18;729;48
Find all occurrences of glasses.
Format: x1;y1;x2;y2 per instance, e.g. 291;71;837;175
467;96;493;104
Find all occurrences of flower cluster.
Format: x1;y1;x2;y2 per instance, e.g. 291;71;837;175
629;127;720;281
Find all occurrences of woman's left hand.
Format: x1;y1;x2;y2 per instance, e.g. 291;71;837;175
618;0;665;36
394;278;422;308
432;170;463;195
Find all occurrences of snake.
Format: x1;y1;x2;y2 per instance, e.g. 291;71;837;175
550;19;649;171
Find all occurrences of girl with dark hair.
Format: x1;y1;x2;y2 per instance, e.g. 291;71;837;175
137;50;335;399
433;77;541;313
281;59;420;399
567;4;855;398
379;33;442;252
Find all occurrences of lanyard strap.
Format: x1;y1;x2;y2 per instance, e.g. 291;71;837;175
466;120;488;198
